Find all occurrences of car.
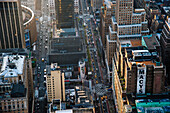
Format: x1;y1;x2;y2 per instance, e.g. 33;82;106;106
44;71;46;75
44;68;46;73
42;58;44;62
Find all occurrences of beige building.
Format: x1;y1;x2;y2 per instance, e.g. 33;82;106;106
106;0;149;66
46;64;65;102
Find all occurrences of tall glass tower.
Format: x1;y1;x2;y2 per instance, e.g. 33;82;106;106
55;0;74;28
0;0;25;49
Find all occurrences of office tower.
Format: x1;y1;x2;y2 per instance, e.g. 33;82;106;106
105;0;150;66
48;0;56;19
114;0;149;38
46;63;65;102
160;18;170;85
0;0;25;49
0;54;33;113
55;0;74;28
100;1;115;48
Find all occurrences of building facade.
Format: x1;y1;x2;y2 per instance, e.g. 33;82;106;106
20;0;35;11
48;0;56;19
22;5;37;47
160;18;170;85
46;64;65;102
106;0;149;66
112;44;166;112
0;54;33;113
55;0;74;28
0;0;25;49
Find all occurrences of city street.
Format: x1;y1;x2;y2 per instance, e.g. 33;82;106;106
79;0;116;113
34;0;51;112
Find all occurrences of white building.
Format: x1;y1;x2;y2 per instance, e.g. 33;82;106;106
48;0;56;19
74;0;79;14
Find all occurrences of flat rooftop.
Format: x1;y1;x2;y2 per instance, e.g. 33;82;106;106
120;39;142;48
142;34;160;50
0;55;25;78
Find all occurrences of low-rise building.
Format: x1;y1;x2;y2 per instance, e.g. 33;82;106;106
0;53;33;113
48;37;86;66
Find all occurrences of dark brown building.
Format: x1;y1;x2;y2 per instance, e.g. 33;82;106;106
160;18;170;85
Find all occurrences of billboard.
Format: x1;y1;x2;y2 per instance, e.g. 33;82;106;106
137;66;146;94
24;29;30;48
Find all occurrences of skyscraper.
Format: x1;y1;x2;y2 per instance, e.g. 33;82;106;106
113;0;149;39
55;0;74;28
0;0;25;49
160;18;170;85
105;0;150;66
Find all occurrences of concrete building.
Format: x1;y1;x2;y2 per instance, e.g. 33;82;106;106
48;37;86;66
46;63;65;102
100;0;116;48
91;0;103;12
74;0;79;14
0;54;33;113
22;5;37;47
34;0;41;16
21;0;35;11
55;0;74;28
160;18;170;85
105;0;150;66
0;0;25;49
113;0;149;39
112;41;166;112
48;0;56;19
142;34;160;53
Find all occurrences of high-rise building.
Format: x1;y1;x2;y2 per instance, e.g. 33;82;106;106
46;63;65;102
114;0;149;38
105;0;150;66
0;0;25;49
48;0;56;19
160;18;170;85
100;0;115;48
55;0;74;28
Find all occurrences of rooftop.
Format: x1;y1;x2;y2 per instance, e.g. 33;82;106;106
142;34;160;50
49;37;85;54
120;39;142;48
125;46;161;66
0;83;26;99
54;28;76;38
0;55;25;78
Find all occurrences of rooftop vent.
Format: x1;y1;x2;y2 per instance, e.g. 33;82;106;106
14;56;19;60
8;63;16;69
